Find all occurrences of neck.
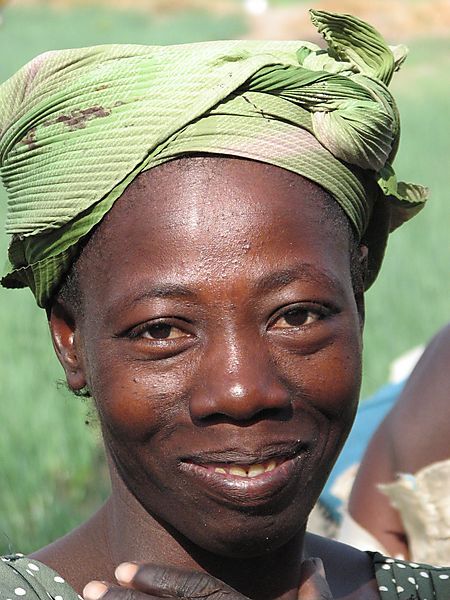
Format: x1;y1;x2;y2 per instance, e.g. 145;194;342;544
103;470;307;600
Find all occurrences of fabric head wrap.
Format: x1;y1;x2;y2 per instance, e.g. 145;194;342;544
0;10;427;307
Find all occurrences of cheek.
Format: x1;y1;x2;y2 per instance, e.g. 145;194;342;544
84;342;196;443
274;323;362;423
280;329;362;490
309;345;361;414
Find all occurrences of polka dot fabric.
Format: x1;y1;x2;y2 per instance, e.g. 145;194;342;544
371;552;450;599
1;553;450;599
0;555;79;600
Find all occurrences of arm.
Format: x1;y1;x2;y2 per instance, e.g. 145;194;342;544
348;323;450;558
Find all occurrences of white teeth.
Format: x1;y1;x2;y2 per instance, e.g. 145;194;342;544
248;464;265;478
265;460;277;472
214;467;227;474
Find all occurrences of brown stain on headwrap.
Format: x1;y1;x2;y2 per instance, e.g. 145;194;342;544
44;106;112;131
21;127;37;149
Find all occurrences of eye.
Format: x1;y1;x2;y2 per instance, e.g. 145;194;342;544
139;322;187;340
270;305;328;330
125;320;192;343
119;317;195;359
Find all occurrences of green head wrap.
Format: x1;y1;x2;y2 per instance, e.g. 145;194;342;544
0;10;427;307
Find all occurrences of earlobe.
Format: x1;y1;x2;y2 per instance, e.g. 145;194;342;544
356;244;368;328
359;244;369;280
49;302;87;391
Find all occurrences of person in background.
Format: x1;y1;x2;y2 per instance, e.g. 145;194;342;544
340;323;450;564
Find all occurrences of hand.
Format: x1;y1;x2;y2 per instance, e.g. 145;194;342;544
83;557;333;600
297;558;333;600
84;563;251;600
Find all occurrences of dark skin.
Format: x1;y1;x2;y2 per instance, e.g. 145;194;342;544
349;323;450;558
32;157;379;599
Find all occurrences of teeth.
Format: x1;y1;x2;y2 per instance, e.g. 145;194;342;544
212;461;280;478
265;460;277;472
248;464;265;478
229;466;247;477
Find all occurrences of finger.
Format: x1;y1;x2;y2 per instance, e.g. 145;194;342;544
115;563;247;600
83;581;166;600
297;558;333;600
83;581;109;600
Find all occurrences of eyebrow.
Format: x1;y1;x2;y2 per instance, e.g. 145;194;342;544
111;262;345;314
253;263;345;296
111;283;197;313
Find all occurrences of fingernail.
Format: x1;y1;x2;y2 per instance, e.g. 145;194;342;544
83;581;108;600
115;562;139;584
311;557;326;578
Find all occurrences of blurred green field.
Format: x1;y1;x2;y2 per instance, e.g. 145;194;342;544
0;4;449;554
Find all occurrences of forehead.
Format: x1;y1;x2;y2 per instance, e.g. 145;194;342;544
77;157;352;306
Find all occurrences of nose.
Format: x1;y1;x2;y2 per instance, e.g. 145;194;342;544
189;333;291;424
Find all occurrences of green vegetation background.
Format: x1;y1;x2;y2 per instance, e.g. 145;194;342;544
0;4;449;554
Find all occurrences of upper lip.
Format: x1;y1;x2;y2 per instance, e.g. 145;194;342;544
180;439;308;466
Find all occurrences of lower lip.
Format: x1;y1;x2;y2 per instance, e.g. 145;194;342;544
179;455;305;507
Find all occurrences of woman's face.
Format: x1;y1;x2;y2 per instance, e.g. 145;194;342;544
56;157;363;557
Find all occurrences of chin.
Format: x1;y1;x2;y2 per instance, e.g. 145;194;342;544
168;501;311;559
202;526;303;559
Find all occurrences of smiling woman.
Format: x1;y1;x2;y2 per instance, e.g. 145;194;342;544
51;159;363;563
0;8;448;600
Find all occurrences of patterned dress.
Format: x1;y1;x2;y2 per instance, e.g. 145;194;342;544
371;553;450;599
1;553;449;599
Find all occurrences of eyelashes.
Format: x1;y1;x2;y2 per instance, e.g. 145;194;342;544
125;302;335;346
127;319;193;342
269;304;332;331
137;322;187;340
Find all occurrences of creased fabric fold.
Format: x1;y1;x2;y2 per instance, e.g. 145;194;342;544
0;10;427;307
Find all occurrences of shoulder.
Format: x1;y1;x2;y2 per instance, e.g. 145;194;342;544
385;322;450;471
304;533;380;598
0;554;79;600
29;506;111;593
370;552;450;599
305;535;450;599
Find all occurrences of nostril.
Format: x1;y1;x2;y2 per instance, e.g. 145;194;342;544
193;406;293;427
189;355;292;424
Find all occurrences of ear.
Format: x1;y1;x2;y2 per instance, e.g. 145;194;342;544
49;301;87;392
355;244;368;328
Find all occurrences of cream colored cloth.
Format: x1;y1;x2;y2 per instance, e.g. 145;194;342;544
380;458;450;565
338;508;398;556
332;460;450;565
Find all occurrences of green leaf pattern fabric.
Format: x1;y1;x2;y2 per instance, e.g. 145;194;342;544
0;10;427;307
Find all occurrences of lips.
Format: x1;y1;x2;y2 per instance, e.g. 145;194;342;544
178;441;309;507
